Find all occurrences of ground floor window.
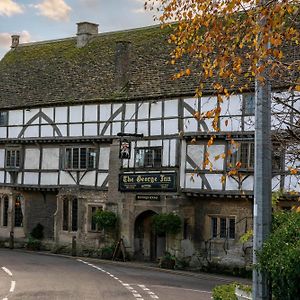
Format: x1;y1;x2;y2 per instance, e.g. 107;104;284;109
210;216;235;239
90;206;103;231
0;195;9;227
14;196;23;227
62;197;78;232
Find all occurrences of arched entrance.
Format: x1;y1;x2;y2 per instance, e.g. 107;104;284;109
134;210;166;261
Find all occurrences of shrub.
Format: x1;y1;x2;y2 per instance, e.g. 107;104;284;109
26;236;42;251
93;210;118;231
30;223;44;240
257;210;300;300
152;213;181;235
159;251;176;269
101;245;115;260
212;283;237;300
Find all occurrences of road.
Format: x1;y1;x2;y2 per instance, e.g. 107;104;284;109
0;249;247;300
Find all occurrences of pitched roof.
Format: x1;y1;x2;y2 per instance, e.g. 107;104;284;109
0;25;200;110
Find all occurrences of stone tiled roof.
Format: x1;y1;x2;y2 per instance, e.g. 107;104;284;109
0;25;201;109
0;24;298;109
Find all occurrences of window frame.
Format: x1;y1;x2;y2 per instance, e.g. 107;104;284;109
62;197;78;232
210;216;236;240
135;147;162;168
64;146;97;171
89;205;103;232
228;142;254;170
5;147;22;169
0;111;8;126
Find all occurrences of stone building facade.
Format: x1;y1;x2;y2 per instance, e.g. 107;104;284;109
0;22;299;267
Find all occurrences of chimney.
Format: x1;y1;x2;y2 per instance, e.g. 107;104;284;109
11;35;20;49
76;22;99;48
115;41;131;91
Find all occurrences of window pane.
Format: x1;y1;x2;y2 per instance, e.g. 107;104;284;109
249;143;255;168
0;112;8;126
229;218;235;239
72;148;79;169
91;207;97;231
71;198;78;231
144;149;153;167
135;149;145;167
14;197;23;227
88;148;96;169
63;199;69;231
153;148;161;167
3;196;8;227
6;151;11;167
65;148;72;169
80;148;87;169
211;217;218;238
220;218;226;238
16;150;20;167
244;94;255;115
240;143;249;168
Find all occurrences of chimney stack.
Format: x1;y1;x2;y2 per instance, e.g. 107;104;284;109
76;22;99;48
11;35;20;49
115;41;131;91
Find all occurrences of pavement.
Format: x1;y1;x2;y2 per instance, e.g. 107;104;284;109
0;249;251;300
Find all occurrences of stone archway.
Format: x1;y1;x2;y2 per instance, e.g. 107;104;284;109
134;210;166;261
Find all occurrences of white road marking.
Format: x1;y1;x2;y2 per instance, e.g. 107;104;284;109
133;294;142;298
9;281;16;293
148;284;212;294
1;267;12;277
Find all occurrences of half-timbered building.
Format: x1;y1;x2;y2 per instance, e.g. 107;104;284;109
0;22;299;266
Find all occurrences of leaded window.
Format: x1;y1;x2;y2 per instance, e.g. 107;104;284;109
1;196;9;227
229;142;254;169
14;196;23;227
64;147;96;170
6;149;21;168
62;197;78;232
0;111;8;126
135;147;162;168
210;216;236;239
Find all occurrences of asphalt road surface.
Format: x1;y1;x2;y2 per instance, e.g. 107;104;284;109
0;249;247;300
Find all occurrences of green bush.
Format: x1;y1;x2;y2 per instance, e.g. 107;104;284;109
152;213;181;235
159;252;176;269
30;223;44;240
101;245;115;260
26;236;42;251
257;210;300;300
93;210;117;231
212;283;237;300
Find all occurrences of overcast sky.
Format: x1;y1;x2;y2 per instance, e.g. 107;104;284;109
0;0;157;59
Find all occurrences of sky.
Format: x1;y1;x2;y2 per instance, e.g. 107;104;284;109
0;0;158;59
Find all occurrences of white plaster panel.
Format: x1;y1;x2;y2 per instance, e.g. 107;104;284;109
136;140;148;147
8;126;22;138
55;107;68;123
150;120;161;136
205;174;223;190
41;125;53;137
99;104;111;121
56;125;67;137
185;173;202;189
220;95;242;116
150;140;163;147
162;140;169;167
0;171;4;183
125;103;136;120
169;139;177;166
84;105;98;122
25;148;40;169
25;109;39;124
17;173;22;184
40;173;58;185
137;121;148;136
150;101;162;119
0;127;6;139
164;100;178;117
42;148;59;170
99;123;111;135
69;106;82;123
284;175;300;192
226;177;239;191
138;103;149;119
201;96;217;112
271;115;282;129
69;124;82;136
207;144;225;170
272;176;281;191
24;126;39;138
80;171;96;186
124;121;135;134
187;144;205;169
112;104;123;121
84;123;97;136
6;173;11;184
41;108;54;123
242;176;254;191
60;171;76;185
97;173;108;187
9;110;23;126
0;149;4;168
99;147;110;170
23;172;39;185
112;122;122;136
219;117;241;132
184;118;197;132
244;117;255;131
184;98;198;117
164;119;178;135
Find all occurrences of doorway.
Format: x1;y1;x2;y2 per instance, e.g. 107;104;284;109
134;210;166;261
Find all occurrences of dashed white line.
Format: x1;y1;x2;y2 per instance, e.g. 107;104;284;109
9;281;16;293
1;267;12;277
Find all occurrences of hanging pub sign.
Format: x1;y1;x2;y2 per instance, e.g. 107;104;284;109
119;173;177;192
119;139;131;159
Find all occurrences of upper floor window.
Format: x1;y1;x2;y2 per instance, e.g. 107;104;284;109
229;142;254;169
135;147;162;168
243;94;255;115
6;148;21;169
0;111;8;126
64;147;96;170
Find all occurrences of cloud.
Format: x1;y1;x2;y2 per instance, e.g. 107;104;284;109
34;0;71;21
0;0;24;16
0;30;32;49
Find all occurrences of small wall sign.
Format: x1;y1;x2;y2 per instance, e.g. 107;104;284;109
136;195;161;201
